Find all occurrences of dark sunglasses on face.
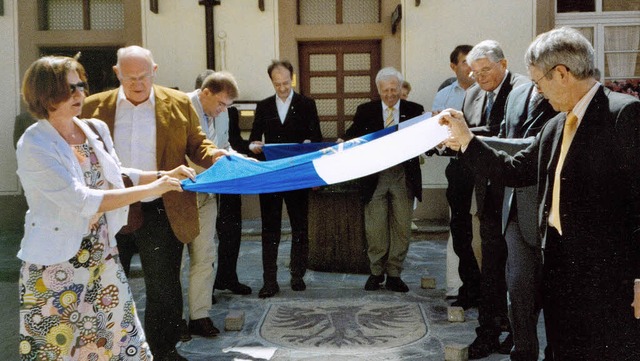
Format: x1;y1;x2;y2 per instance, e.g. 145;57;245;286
69;82;87;93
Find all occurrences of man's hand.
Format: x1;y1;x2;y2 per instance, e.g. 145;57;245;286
165;165;196;181
438;109;474;152
249;141;264;154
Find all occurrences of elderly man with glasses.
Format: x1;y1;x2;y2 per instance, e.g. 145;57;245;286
460;40;529;359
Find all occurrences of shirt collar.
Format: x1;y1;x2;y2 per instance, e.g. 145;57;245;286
382;99;401;111
276;90;294;105
570;81;600;123
116;86;156;107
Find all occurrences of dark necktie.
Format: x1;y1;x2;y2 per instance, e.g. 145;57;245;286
484;92;495;122
527;91;544;120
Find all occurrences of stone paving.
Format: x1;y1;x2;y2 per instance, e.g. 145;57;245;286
0;220;547;360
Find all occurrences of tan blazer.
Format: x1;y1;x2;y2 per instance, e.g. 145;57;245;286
81;85;218;243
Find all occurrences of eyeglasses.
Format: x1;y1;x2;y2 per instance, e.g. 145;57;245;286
69;82;87;93
532;65;569;89
469;62;499;80
120;74;154;84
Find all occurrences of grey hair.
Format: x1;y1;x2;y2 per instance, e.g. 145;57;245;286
467;40;505;64
375;67;403;87
115;45;156;71
525;27;594;80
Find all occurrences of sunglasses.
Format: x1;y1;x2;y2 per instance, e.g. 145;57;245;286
69;82;87;93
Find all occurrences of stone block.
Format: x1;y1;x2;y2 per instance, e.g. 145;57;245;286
420;277;436;289
444;343;469;361
447;306;465;322
224;310;245;331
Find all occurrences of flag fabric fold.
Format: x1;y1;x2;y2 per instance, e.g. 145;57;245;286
181;113;448;194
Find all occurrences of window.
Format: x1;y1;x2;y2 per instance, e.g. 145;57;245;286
298;0;380;25
556;0;640;98
40;0;124;31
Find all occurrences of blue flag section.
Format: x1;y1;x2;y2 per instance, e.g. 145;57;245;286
181;112;449;194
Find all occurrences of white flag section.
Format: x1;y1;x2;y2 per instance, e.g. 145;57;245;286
181;113;450;194
313;113;447;184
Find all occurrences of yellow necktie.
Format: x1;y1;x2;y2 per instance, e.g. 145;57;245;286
549;112;578;235
385;106;395;128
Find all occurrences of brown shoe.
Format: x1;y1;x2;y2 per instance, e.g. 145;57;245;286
188;317;220;338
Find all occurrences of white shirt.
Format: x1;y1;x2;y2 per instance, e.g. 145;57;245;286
113;86;157;172
276;90;293;124
382;99;401;126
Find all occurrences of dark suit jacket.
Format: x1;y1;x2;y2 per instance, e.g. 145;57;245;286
463;71;529;213
482;83;558;247
249;92;323;161
227;107;251;156
80;85;219;243
464;71;530;136
462;85;640;279
344;99;425;203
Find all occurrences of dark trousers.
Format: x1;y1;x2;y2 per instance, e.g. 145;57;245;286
505;213;545;361
543;228;640;361
214;193;243;287
259;189;309;284
116;198;184;357
477;183;509;338
445;159;481;301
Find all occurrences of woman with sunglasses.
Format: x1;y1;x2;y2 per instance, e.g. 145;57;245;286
15;55;195;360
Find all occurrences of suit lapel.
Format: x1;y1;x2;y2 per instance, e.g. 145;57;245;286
283;93;299;126
153;85;170;169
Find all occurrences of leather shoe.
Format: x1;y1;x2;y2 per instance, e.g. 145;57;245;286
215;281;252;295
468;334;500;359
258;283;280;298
178;318;191;342
364;274;385;291
188;317;220;338
498;332;514;354
385;276;409;292
291;277;306;291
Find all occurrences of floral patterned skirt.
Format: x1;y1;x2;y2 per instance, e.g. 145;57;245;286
18;216;152;361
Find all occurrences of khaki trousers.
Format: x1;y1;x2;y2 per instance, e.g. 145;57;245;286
364;165;413;277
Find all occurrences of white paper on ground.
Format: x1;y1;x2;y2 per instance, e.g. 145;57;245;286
221;346;278;360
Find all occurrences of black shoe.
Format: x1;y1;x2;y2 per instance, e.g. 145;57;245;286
178;319;192;342
498;332;514;354
188;317;220;338
468;335;500;359
451;296;479;310
215;281;253;295
258;283;280;298
385;276;409;292
291;277;306;291
364;274;385;291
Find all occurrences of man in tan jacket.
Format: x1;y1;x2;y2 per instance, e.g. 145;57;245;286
81;45;226;361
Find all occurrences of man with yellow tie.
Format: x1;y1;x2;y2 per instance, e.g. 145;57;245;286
344;67;424;292
439;27;640;360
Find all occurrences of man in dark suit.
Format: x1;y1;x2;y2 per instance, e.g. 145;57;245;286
461;40;529;359
482;82;558;361
249;60;323;298
441;27;640;361
344;67;424;293
81;46;227;361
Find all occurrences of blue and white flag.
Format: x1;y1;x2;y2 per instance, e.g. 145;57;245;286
181;112;448;194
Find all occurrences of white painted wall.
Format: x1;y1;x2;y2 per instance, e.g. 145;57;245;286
212;0;279;101
0;0;20;195
141;0;207;92
402;0;536;111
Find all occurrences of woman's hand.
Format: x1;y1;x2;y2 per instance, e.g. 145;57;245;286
163;165;196;181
